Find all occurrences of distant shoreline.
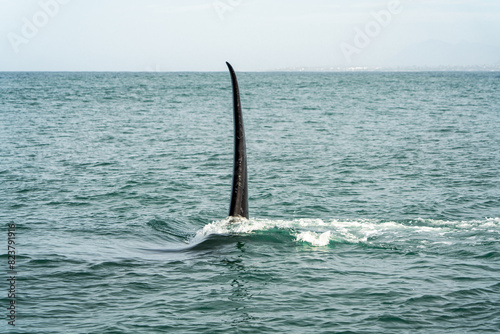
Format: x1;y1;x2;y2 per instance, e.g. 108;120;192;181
271;65;500;72
1;66;500;73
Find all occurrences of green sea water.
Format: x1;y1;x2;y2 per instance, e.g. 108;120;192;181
1;71;499;333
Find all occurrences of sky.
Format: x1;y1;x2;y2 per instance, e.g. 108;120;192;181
1;0;500;71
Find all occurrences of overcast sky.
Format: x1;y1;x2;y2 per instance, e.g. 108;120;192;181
1;0;500;71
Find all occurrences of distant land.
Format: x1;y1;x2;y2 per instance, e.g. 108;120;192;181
274;39;500;72
271;65;500;72
387;40;500;68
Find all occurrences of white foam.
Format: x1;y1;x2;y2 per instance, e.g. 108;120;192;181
296;231;332;246
190;217;500;247
415;217;500;229
190;217;280;244
190;218;384;246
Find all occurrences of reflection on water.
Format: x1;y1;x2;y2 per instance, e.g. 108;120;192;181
223;241;256;328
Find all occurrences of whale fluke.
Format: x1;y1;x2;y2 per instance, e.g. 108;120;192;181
226;62;249;219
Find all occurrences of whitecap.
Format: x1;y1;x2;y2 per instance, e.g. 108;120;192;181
189;217;500;248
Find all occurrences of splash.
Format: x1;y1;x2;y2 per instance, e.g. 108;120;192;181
296;231;332;246
190;217;500;248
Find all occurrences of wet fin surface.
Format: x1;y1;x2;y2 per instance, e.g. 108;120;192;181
226;62;249;219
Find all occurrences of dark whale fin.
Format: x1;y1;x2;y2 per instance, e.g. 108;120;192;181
226;62;249;219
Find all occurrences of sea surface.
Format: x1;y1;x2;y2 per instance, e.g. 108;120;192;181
1;71;499;333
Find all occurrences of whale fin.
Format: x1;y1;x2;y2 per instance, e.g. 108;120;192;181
226;62;249;219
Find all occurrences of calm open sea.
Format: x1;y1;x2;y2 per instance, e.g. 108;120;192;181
1;71;499;333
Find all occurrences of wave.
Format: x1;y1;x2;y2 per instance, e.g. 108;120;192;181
190;217;500;248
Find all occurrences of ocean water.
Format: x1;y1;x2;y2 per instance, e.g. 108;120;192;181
1;71;499;333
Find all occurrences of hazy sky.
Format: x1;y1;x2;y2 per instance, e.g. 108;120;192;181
1;0;500;71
